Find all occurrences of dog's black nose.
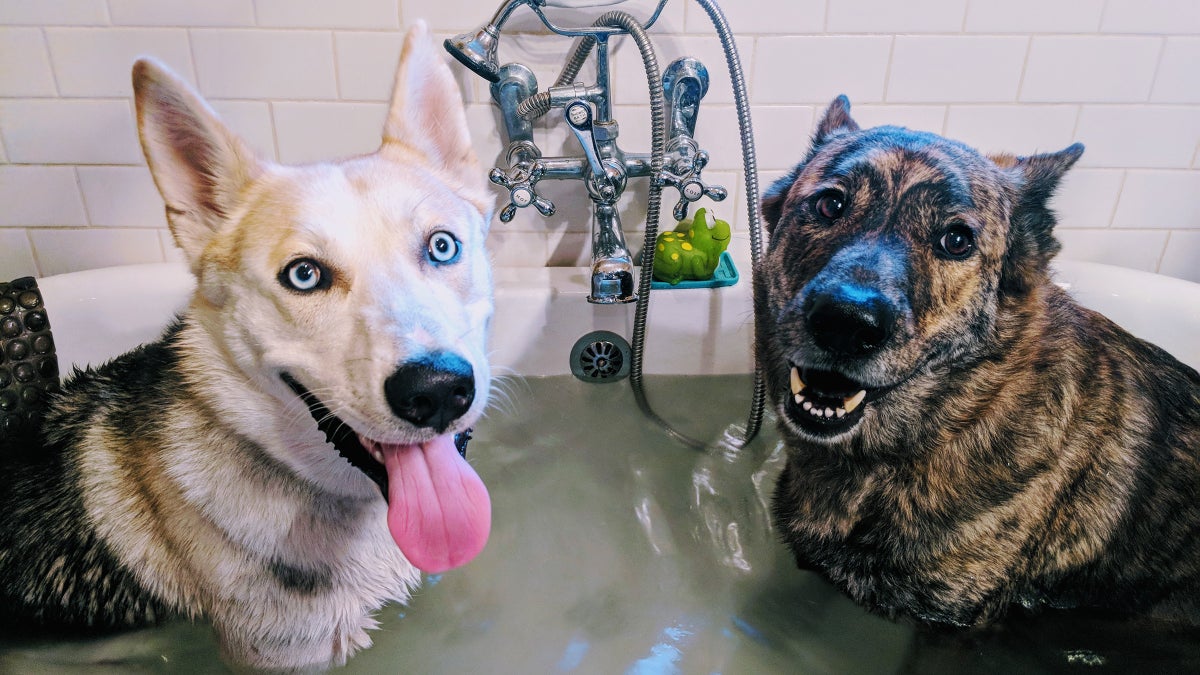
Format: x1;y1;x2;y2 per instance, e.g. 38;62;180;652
806;291;895;357
384;352;475;432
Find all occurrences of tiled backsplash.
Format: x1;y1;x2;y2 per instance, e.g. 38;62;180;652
1;0;1197;281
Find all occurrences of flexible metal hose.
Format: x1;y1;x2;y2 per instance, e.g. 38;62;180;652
556;33;596;88
516;27;599;121
516;90;553;120
627;0;767;448
688;0;768;444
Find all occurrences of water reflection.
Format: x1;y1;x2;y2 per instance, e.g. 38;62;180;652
3;375;1197;673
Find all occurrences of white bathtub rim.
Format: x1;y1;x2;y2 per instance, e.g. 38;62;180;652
33;259;1200;376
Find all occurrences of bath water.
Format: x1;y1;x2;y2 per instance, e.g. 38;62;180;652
3;375;1198;673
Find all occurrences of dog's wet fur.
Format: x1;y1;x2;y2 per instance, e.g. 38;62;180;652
759;96;1200;627
0;23;495;670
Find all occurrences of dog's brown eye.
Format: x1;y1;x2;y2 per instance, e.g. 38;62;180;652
280;258;329;292
815;190;845;220
937;224;975;259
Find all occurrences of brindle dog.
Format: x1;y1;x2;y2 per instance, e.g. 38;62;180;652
758;96;1200;627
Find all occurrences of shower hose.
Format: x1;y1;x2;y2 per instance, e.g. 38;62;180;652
520;1;766;450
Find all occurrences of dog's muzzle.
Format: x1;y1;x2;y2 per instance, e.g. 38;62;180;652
280;372;471;500
779;276;904;437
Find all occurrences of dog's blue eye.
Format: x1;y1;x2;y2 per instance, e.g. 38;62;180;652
280;258;328;292
427;231;461;265
937;224;975;259
815;190;846;220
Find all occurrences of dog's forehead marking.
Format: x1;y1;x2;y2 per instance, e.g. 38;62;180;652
831;145;974;208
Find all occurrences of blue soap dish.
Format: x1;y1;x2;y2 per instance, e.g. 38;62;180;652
650;251;739;290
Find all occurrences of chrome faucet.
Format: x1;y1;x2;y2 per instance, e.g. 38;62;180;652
445;0;726;304
661;58;728;222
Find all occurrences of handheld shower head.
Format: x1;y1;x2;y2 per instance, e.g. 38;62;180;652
443;0;543;83
444;25;502;82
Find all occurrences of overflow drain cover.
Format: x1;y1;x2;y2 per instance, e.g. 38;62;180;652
569;330;631;383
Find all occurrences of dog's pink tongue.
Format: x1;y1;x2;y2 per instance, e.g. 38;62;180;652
380;435;490;573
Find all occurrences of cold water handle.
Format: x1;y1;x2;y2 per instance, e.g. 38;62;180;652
660;57;727;222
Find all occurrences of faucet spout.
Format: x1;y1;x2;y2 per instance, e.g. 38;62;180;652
663;57;708;139
589;204;636;304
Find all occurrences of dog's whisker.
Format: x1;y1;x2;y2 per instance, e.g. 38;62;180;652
484;381;520;419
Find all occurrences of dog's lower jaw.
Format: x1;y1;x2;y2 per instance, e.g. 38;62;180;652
779;364;888;441
779;403;863;446
782;394;866;439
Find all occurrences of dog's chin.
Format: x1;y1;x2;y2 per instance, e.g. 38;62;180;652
279;372;470;500
781;364;897;443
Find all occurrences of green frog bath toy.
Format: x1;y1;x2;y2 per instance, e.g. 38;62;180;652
652;207;732;285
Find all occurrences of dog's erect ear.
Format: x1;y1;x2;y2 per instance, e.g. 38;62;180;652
381;21;481;194
761;166;801;235
813;95;860;149
134;58;261;266
997;143;1085;295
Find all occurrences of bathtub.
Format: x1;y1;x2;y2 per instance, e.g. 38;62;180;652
6;258;1200;673
35;258;1200;379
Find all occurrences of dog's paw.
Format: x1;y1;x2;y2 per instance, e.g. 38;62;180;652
216;611;380;673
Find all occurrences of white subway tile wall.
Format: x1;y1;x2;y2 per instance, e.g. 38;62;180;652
0;27;57;96
45;27;195;97
1153;38;1200;104
271;101;387;164
0;165;89;226
105;0;256;28
0;0;1197;282
76;166;167;228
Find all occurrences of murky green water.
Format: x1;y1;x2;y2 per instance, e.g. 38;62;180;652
3;376;1199;673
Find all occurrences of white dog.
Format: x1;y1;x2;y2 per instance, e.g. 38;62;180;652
0;22;495;671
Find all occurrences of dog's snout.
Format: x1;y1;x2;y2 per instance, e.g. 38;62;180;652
806;291;895;358
384;352;475;432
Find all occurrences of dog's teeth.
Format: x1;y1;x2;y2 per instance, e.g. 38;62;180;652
824;408;834;418
790;368;805;395
836;408;846;418
843;390;867;414
802;400;813;411
794;393;805;405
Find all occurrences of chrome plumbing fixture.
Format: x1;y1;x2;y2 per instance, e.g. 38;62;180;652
446;0;767;447
442;2;514;82
446;0;725;305
661;58;728;222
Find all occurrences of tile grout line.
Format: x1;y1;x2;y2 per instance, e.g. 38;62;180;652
24;227;43;277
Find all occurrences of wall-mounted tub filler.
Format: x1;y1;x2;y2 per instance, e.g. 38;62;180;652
448;0;725;305
446;0;767;447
